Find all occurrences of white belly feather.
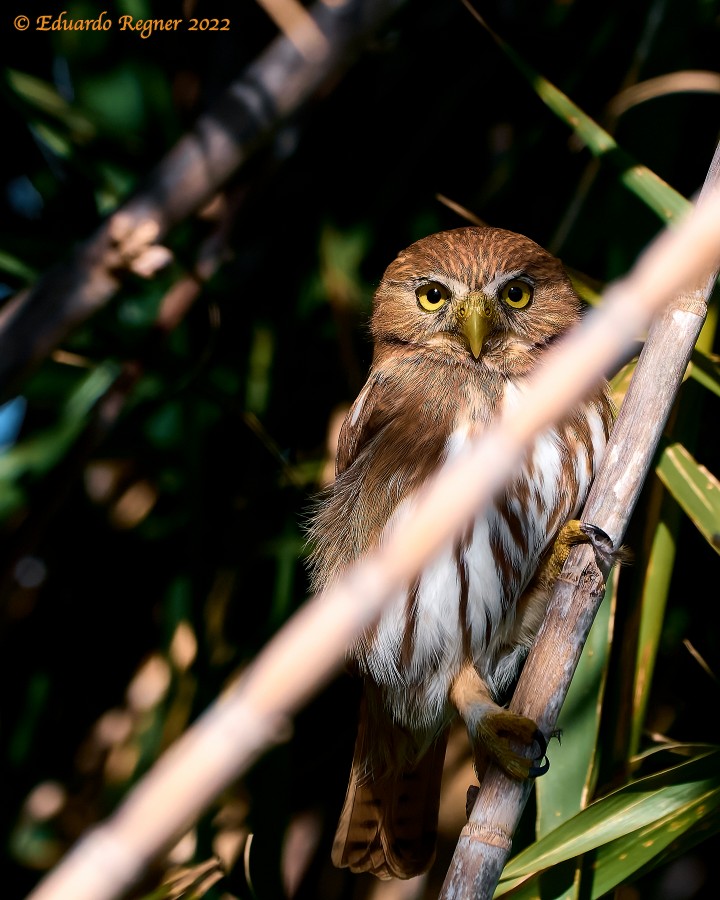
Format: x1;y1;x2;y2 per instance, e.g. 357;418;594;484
357;395;608;732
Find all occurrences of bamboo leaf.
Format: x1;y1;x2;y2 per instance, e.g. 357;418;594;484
536;578;615;833
629;496;680;755
687;350;720;399
464;3;690;224
0;363;120;519
583;785;720;897
0;250;38;281
6;69;96;141
531;580;615;899
498;780;720;898
655;442;720;554
610;358;639;408
497;750;720;885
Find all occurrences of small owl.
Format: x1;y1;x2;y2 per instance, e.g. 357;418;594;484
308;226;613;879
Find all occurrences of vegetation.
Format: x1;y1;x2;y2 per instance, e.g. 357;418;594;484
2;1;719;898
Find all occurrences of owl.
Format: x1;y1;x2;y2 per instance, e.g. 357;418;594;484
308;226;613;880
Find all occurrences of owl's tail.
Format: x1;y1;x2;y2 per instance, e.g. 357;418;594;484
332;694;449;880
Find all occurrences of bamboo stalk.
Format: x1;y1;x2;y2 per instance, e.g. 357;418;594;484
23;170;720;900
438;142;720;900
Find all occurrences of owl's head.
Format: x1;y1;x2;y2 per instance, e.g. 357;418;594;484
371;227;581;374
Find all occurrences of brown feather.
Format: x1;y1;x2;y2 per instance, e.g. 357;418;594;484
332;691;450;880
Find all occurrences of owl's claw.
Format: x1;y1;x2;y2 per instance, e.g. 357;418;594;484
473;710;550;781
465;784;480;819
451;665;552;783
533;727;547;756
549;520;629;578
578;522;612;551
579;522;630;567
529;757;549;777
527;728;549;777
466;733;547;819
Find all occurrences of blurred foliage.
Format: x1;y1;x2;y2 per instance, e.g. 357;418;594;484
1;1;720;899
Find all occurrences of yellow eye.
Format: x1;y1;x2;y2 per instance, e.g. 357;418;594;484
500;279;533;309
416;281;450;312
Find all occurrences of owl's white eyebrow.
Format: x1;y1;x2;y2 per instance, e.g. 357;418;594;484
407;274;468;296
402;271;533;297
482;270;530;296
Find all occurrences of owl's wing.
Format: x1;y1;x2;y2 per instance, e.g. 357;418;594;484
332;691;449;880
332;369;448;879
336;371;386;476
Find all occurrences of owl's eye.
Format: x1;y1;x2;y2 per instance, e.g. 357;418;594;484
499;279;533;309
416;281;450;312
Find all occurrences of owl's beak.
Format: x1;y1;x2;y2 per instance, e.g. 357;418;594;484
459;301;491;359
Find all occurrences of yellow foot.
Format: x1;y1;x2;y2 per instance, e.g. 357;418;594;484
545;519;623;582
475;707;548;779
450;664;548;782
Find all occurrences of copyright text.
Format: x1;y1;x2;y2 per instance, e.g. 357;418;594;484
14;12;231;38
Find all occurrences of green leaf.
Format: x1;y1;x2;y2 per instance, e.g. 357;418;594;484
0;363;121;520
497;749;720;888
536;578;615;834
6;69;96;141
629;497;680;755
0;250;38;281
655;442;720;554
584;783;720;897
687;350;720;399
530;577;616;899
468;8;690;224
503;773;720;899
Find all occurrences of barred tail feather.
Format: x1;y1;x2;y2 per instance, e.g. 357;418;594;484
332;696;449;880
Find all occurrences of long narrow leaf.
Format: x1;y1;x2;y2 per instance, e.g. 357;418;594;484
629;494;680;755
463;2;690;224
6;69;96;140
687;350;720;398
0;363;120;519
535;577;616;832
530;582;615;899
655;442;720;554
497;750;720;884
585;785;720;897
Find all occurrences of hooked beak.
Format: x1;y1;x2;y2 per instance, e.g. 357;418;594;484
458;299;491;359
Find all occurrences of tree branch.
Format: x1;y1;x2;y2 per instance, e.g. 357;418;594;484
438;141;720;900
0;0;408;402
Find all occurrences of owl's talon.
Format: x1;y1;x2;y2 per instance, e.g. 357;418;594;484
532;728;547;757
552;520;629;574
527;728;549;777
579;522;611;547
465;784;480;819
451;666;552;782
475;713;549;781
529;754;550;778
578;522;619;567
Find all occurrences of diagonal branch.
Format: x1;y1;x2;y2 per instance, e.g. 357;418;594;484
22;169;720;900
0;0;408;402
438;141;720;900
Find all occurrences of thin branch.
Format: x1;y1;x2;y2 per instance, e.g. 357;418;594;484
606;70;720;119
0;0;408;402
23;172;720;900
438;141;720;900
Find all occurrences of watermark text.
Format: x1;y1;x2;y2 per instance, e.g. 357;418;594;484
14;11;231;38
